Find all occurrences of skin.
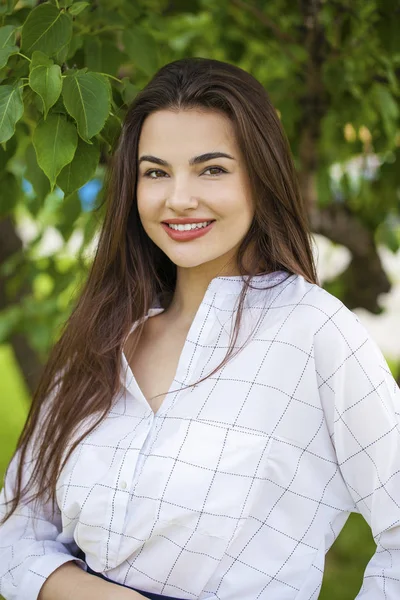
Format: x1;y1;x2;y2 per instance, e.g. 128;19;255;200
136;108;258;326
38;560;143;599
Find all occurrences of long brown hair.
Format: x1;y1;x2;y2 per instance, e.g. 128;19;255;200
1;57;318;524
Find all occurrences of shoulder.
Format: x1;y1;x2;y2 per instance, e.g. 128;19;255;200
292;279;393;393
281;274;348;317
275;275;387;373
284;275;365;339
273;274;363;342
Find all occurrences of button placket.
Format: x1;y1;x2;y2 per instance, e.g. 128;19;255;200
117;414;154;492
103;422;154;567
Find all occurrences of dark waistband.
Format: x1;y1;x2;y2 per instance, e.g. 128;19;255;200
76;549;185;600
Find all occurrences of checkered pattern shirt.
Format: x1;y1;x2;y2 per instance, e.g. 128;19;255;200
1;270;400;600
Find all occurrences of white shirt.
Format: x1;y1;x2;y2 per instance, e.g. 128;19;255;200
1;270;400;600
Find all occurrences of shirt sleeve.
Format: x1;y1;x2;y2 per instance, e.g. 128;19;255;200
314;301;400;598
0;395;87;600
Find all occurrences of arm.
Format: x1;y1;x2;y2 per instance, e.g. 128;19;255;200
0;376;150;600
314;303;400;598
0;442;86;600
38;561;145;600
0;445;148;600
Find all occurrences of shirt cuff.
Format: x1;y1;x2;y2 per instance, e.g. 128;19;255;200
18;552;87;600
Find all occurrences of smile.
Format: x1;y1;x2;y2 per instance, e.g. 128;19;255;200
167;221;212;231
161;220;215;241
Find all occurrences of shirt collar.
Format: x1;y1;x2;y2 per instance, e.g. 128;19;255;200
205;269;290;295
119;269;291;393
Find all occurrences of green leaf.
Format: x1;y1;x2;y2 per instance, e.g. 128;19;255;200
29;51;62;119
122;27;159;76
57;136;100;196
376;217;400;253
32;113;78;191
25;143;51;206
50;94;68;115
68;2;90;16
0;0;18;16
0;0;18;17
0;45;19;69
0;133;17;170
101;41;128;77
83;36;102;72
372;84;399;118
0;25;16;48
62;70;111;141
0;25;19;69
66;35;83;61
0;170;19;217
120;77;140;105
0;83;24;144
21;3;73;57
53;40;70;65
100;113;121;150
371;83;399;140
57;190;83;241
385;229;400;253
3;54;29;83
83;37;127;76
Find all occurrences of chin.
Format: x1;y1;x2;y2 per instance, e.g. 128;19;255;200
167;259;210;269
165;254;220;270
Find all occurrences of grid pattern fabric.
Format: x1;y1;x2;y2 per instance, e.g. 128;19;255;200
1;270;400;600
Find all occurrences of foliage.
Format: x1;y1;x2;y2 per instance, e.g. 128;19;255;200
0;0;399;358
0;2;399;596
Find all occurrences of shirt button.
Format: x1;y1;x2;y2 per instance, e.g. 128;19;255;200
120;480;127;490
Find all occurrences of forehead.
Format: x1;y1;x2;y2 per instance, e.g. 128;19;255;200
138;109;237;156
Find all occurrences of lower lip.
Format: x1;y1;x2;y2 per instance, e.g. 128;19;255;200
161;221;215;241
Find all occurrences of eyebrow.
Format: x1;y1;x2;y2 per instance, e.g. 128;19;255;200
138;152;235;167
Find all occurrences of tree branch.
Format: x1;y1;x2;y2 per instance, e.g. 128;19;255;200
310;203;391;313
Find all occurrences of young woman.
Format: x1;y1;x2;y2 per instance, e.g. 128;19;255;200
0;57;399;600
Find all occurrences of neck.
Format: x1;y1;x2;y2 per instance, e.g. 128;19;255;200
163;250;266;326
165;268;237;326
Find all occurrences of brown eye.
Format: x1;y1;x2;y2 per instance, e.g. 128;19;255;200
144;169;167;178
203;167;226;176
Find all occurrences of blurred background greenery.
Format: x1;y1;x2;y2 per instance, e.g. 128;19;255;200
1;0;399;598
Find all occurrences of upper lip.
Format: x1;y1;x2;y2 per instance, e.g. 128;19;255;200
162;218;215;224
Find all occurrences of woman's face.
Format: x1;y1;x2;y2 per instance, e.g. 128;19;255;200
136;109;255;274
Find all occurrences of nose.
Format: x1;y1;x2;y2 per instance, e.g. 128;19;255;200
165;175;199;212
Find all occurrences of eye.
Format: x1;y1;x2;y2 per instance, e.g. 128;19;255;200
143;166;227;179
143;169;167;179
203;166;227;176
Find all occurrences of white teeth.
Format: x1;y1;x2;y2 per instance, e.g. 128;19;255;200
167;221;212;231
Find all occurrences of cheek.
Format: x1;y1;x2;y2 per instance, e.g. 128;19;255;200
137;184;163;220
220;176;253;212
221;191;254;225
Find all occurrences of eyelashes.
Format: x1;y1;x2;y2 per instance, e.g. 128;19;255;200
142;166;228;179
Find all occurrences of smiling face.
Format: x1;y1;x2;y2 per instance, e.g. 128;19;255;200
136;109;256;277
